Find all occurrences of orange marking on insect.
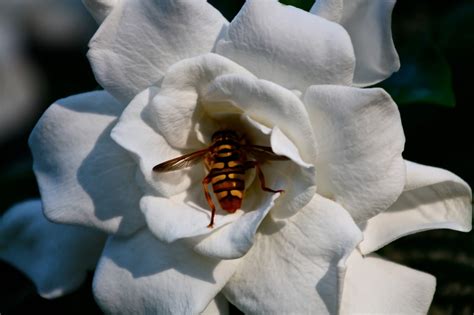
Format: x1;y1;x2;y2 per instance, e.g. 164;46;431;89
212;162;225;169
218;144;233;150
216;191;229;199
217;151;233;158
213;180;242;191
227;161;239;168
228;173;245;180
211;174;227;184
152;129;289;228
230;190;243;198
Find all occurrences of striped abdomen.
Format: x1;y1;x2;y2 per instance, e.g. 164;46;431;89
209;143;246;213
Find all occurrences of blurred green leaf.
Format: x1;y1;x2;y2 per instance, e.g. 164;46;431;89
380;38;455;108
279;0;313;11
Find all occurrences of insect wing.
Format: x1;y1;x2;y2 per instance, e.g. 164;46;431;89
153;148;209;172
245;145;290;162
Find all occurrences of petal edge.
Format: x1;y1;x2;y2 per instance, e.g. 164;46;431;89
360;161;472;254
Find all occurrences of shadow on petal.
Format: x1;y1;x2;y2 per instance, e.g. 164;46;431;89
76;117;145;235
93;229;240;315
103;231;223;284
56;98;126;115
257;214;286;236
31;92;145;236
315;256;341;314
391;182;469;213
142;96;212;149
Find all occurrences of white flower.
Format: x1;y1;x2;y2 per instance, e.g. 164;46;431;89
0;0;472;314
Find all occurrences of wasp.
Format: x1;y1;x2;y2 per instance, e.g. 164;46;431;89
153;129;288;228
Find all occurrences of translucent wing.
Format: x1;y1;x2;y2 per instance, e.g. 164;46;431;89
245;145;290;162
153;148;209;172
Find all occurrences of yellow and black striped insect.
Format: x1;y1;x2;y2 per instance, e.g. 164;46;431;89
153;129;288;227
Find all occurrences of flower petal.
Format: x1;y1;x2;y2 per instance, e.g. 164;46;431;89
111;87;204;198
140;182;279;256
311;0;399;86
0;200;106;299
149;53;254;150
92;228;240;315
223;194;362;314
88;0;227;103
340;251;436;314
29;91;145;235
189;191;280;259
82;0;118;23
215;0;355;91
359;161;472;254
303;85;405;224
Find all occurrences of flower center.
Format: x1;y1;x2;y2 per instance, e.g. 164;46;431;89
153;128;287;227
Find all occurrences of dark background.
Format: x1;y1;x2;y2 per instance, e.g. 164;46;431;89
1;0;473;314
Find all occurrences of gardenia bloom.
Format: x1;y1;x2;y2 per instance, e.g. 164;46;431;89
1;0;472;314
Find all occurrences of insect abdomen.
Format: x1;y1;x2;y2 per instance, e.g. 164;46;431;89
209;142;246;213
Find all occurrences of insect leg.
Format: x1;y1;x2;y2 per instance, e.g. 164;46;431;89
202;174;217;228
244;161;284;194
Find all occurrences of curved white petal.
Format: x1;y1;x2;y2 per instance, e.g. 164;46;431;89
189;191;280;260
92;229;240;315
215;0;355;91
29;91;145;235
311;0;399;86
0;200;106;299
82;0;118;23
141;182;279;257
149;53;254;150
88;0;227;103
223;194;362;314
303;85;405;224
360;161;472;254
111;87;205;198
340;251;436;314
